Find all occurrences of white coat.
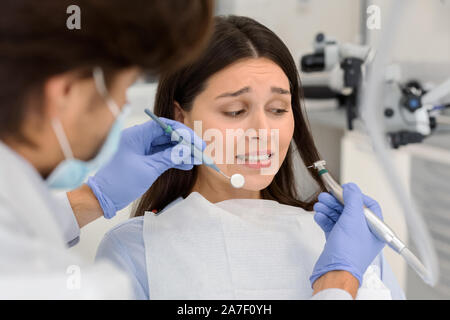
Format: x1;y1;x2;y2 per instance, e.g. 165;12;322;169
0;141;132;299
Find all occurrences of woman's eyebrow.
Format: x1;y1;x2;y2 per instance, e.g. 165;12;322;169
271;86;290;95
215;86;290;99
215;86;250;99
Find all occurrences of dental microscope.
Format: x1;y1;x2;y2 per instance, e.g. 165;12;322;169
300;33;450;148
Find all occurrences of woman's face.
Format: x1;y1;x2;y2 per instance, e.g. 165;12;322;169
180;57;295;193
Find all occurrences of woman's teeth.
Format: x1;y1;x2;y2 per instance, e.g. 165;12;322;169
236;154;272;161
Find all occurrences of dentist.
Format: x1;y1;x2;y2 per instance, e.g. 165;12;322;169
0;0;213;299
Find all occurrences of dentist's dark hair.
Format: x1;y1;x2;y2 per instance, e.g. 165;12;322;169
0;0;214;143
134;15;326;215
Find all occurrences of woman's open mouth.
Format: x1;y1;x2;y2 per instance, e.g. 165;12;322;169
235;151;274;169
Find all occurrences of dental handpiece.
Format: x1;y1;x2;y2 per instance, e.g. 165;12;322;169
144;109;245;188
310;160;429;281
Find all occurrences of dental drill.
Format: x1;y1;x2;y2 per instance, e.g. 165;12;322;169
309;160;429;284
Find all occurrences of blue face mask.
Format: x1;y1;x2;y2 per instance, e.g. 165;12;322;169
46;67;130;190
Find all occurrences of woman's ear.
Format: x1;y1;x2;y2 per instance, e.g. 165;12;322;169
173;101;186;124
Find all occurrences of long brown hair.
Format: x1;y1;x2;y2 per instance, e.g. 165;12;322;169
134;15;326;216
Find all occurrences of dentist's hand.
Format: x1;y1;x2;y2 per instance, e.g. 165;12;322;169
310;183;385;288
86;118;205;219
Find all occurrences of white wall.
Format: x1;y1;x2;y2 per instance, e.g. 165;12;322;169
366;0;450;64
218;0;362;66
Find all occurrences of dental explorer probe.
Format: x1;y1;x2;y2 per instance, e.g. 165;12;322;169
144;109;245;188
309;160;428;282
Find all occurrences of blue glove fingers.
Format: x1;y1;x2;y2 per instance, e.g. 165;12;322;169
313;212;335;235
172;144;198;168
173;142;205;168
143;147;192;172
159;118;206;151
342;183;383;220
150;143;202;165
150;142;173;155
317;192;344;212
148;144;199;172
313;202;340;223
342;183;364;216
150;134;173;148
137;120;167;148
362;194;383;220
135;117;204;154
172;127;206;152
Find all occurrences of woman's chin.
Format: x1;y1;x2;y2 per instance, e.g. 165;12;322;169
220;164;280;191
239;174;274;191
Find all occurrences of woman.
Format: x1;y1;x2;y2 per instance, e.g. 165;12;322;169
96;15;405;300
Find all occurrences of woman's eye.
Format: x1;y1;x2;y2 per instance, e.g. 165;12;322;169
270;108;288;115
224;109;246;117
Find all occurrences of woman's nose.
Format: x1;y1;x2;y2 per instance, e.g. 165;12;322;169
251;109;271;133
247;109;271;142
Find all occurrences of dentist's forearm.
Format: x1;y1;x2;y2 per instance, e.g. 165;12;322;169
67;184;103;228
312;270;359;299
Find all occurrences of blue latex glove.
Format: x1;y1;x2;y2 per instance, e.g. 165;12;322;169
310;183;385;287
87;118;205;219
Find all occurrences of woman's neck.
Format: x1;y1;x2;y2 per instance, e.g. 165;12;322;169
191;168;260;203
